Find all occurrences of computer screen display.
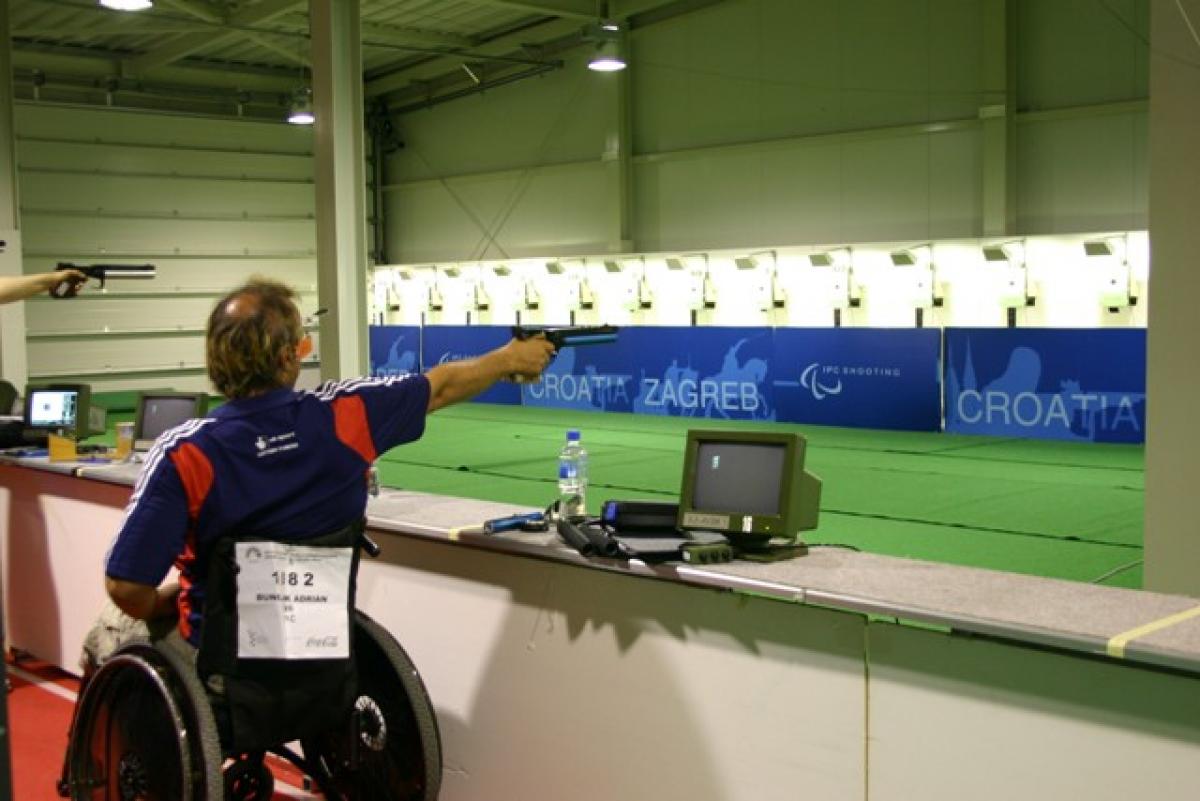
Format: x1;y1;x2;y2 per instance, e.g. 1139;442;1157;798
135;392;207;449
677;429;821;545
24;383;92;439
28;389;79;429
692;442;785;517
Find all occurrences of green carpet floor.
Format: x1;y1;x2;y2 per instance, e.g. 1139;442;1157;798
87;399;1144;590
375;404;1145;590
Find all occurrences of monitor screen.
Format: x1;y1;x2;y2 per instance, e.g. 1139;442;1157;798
692;441;785;516
24;383;91;439
677;429;821;545
135;392;207;449
28;388;79;429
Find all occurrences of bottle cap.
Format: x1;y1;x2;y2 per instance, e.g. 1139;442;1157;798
567;429;580;441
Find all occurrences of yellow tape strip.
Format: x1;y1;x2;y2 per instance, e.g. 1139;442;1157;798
1106;605;1200;659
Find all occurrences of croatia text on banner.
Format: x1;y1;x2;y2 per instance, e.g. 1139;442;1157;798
368;326;421;377
522;327;778;420
771;328;942;431
421;325;521;405
944;328;1146;442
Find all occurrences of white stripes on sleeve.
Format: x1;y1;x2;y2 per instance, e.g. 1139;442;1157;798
306;374;420;404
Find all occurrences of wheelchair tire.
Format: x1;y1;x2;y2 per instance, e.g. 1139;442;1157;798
301;611;443;801
63;640;224;801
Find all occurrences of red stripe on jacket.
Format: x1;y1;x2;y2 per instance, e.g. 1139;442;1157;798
333;395;377;463
171;441;215;520
169;441;214;641
174;537;197;641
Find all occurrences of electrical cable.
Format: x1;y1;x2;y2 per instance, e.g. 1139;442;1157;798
397;67;591;263
1100;0;1200;70
1090;558;1144;585
1176;0;1200;52
466;68;593;262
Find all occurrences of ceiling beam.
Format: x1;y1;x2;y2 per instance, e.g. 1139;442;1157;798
244;32;308;67
361;21;475;50
157;0;225;25
364;17;580;98
126;0;303;75
610;0;686;17
621;0;727;26
10;49;298;93
12;22;208;36
463;0;597;21
366;0;725;104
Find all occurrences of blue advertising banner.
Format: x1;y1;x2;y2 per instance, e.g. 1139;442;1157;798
771;329;942;431
522;327;778;421
368;326;421;377
525;328;777;422
944;328;1146;442
421;325;521;405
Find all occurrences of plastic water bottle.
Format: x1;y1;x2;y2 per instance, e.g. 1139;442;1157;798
557;429;588;519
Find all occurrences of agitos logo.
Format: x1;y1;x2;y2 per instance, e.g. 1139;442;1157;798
799;363;844;401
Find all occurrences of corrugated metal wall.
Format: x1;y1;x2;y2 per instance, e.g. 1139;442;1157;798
16;104;318;393
383;0;1149;262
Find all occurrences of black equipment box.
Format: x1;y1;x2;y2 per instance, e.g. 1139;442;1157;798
600;500;679;532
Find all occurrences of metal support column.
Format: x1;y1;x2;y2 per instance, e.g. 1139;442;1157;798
310;0;368;379
0;0;27;389
980;0;1016;236
1145;0;1200;596
602;61;635;253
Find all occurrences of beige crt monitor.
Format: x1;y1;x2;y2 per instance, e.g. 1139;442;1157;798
676;429;821;551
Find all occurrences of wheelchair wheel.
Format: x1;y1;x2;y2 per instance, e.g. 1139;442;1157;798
302;611;442;801
63;641;223;801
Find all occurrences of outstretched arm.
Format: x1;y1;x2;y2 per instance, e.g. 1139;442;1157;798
0;269;86;304
424;336;555;413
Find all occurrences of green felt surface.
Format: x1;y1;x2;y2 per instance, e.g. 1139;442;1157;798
85;399;1144;590
377;404;1145;589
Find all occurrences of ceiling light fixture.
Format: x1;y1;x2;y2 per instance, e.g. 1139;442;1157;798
287;87;314;125
588;40;626;72
99;0;153;9
586;19;627;72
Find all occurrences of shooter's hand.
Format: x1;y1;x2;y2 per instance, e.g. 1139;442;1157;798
503;335;556;382
47;267;88;299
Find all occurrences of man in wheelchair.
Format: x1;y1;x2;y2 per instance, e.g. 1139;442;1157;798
60;277;555;800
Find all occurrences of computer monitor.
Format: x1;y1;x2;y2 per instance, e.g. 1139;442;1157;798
23;383;92;440
134;392;208;451
676;429;822;549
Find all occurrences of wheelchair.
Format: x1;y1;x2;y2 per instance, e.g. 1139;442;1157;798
57;526;442;801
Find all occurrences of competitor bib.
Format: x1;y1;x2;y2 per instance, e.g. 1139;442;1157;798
234;542;353;660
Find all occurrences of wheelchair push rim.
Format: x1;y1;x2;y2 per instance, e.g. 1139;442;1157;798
63;643;223;801
301;611;443;801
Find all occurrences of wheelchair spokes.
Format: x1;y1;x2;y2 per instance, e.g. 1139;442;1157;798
67;651;198;800
300;612;441;801
61;615;440;801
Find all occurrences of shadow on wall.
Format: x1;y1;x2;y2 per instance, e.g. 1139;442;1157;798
867;621;1200;799
359;533;868;801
